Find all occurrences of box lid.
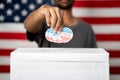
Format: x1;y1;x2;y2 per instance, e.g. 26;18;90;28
11;48;109;62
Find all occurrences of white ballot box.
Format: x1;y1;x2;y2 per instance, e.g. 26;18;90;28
10;48;109;80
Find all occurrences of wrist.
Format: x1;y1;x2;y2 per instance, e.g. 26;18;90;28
34;8;44;22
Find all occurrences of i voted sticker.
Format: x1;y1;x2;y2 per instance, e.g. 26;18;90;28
45;27;73;43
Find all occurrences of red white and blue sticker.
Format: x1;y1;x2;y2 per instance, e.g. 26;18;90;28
45;27;73;43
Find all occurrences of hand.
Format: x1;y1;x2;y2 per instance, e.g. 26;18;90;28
39;5;63;32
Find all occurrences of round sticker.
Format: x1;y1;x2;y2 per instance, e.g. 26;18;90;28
45;27;73;43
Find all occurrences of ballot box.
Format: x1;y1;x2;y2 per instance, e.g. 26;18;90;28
10;48;109;80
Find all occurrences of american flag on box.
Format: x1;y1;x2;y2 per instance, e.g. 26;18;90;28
0;0;120;80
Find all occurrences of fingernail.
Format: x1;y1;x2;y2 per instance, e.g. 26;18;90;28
54;29;56;32
47;24;50;27
58;31;61;34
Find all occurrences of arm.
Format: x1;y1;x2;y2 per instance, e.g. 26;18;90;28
24;5;63;33
24;7;44;33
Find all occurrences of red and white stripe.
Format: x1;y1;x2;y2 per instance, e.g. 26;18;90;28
1;0;120;80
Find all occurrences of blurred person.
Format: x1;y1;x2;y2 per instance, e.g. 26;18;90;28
24;0;97;47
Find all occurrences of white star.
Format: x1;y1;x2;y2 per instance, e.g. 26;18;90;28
29;4;35;10
21;0;27;4
51;0;54;5
6;9;12;16
36;0;43;4
14;15;20;22
14;3;20;10
7;0;12;3
21;10;28;16
0;3;4;9
0;15;5;21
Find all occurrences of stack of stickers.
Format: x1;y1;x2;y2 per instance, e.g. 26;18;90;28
45;27;73;43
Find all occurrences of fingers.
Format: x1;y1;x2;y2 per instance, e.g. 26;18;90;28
45;11;51;26
40;5;51;26
54;7;63;32
58;27;62;33
49;8;57;29
44;6;63;32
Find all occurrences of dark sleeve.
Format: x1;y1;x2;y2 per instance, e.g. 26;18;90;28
26;31;39;41
86;26;97;48
26;19;47;45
